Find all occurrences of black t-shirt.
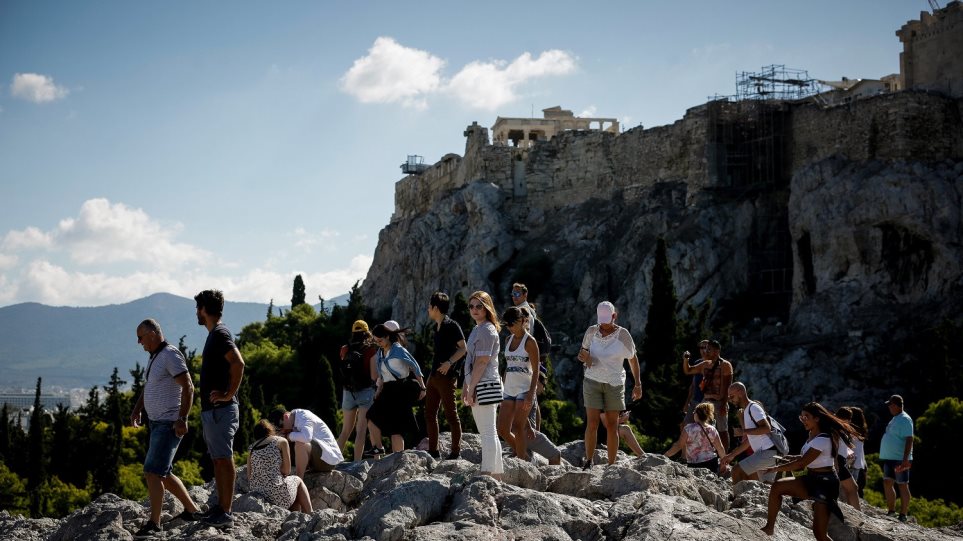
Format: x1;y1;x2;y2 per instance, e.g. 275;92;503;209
200;322;238;411
432;316;465;371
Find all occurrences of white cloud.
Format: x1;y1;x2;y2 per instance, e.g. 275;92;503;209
2;226;53;251
33;198;209;266
2;254;374;307
579;105;597;118
10;73;69;103
292;227;339;251
340;38;577;111
0;253;17;270
339;37;445;109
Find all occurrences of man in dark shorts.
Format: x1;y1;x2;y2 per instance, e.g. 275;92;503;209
129;319;202;538
881;394;914;521
195;289;245;527
424;292;466;459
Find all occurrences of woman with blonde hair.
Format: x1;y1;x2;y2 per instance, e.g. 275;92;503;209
247;420;312;512
668;402;728;474
462;290;504;479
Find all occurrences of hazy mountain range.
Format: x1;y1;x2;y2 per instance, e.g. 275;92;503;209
0;292;347;391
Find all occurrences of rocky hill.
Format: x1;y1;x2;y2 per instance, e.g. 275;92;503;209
361;92;963;422
2;435;960;540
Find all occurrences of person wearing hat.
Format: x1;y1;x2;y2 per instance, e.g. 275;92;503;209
576;301;643;468
880;394;914;521
336;320;379;461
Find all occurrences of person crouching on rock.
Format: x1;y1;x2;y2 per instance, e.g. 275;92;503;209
760;402;858;540
497;306;539;462
248;420;313;512
577;301;643;468
366;321;427;454
268;407;344;477
462;291;504;480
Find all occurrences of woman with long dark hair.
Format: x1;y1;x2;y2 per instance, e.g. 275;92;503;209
760;402;858;540
837;406;869;499
247;420;312;512
366;321;426;454
497;306;539;461
462;291;504;479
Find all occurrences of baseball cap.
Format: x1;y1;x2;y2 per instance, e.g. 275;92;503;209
885;394;904;407
351;320;369;333
597;301;616;325
384;320;401;332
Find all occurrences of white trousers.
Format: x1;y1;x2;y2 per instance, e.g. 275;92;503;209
471;403;503;474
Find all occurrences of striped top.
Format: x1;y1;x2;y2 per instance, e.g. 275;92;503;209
144;343;190;422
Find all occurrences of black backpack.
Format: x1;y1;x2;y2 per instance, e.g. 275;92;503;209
340;346;374;392
532;317;552;353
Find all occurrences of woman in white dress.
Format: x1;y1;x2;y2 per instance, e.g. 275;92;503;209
247;420;312;512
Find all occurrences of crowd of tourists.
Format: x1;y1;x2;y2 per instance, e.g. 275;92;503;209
127;287;915;541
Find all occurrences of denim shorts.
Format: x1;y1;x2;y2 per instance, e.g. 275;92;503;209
342;387;375;410
201;403;239;460
502;390;530;401
144;420;183;476
882;459;911;484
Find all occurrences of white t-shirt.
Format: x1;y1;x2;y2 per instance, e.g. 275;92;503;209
742;401;775;452
852;438;867;469
580;325;636;387
836;437;853;459
801;434;835;469
287;409;344;465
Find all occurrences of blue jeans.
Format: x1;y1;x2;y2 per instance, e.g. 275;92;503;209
144;420;182;476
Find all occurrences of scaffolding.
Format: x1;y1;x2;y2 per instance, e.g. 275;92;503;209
736;65;820;101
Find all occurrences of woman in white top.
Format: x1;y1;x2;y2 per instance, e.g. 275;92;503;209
576;301;643;468
835;406;866;508
462;291;504;479
760;402;858;540
366;322;426;454
497;306;539;461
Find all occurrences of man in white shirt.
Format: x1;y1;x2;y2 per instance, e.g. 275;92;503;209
269;408;344;477
720;382;778;483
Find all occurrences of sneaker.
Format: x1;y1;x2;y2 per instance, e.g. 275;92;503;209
581;457;592;470
168;509;202;522
201;509;234;528
198;505;221;519
898;514;908;522
447;449;460;460
364;447;385;459
886;510;898;517
134;521;161;538
427;450;440;459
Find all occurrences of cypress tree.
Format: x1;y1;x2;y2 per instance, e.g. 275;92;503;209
291;275;306;308
0;404;9;463
98;368;125;495
49;404;73;484
27;378;46;517
637;238;685;441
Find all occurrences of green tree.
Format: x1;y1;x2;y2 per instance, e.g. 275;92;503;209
27;377;46;517
266;298;275;320
49;405;72;482
96;368;126;495
292;274;307;308
637;238;685;441
128;362;145;408
0;404;10;464
0;460;28;516
914;396;963;503
40;477;90;518
450;292;472;334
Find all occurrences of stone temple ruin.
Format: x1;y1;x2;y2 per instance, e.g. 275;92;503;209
492;106;619;149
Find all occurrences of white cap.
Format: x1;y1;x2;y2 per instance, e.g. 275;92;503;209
596;301;616;325
383;320;401;332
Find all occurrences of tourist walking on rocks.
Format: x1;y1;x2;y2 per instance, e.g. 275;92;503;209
837;406;868;498
680;341;708;424
721;383;778;483
760;402;857;540
195;289;245;527
577;301;643;468
462;291;504;479
683;339;732;449
248;420;312;512
511;283;536;334
269;407;343;477
366;321;427;454
667;402;727;474
337;320;379;461
129;319;203;538
424;292;467;460
881;394;914;521
498;306;539;461
829;408;861;510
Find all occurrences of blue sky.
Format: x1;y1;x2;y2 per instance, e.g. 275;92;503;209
0;1;920;307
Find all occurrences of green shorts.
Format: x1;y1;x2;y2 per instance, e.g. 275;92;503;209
582;377;625;411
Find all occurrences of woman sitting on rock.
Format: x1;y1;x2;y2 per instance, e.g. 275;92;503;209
462;290;504;479
577;301;643;468
497;306;539;461
247;420;313;512
366;321;427;454
666;402;727;474
760;402;857;540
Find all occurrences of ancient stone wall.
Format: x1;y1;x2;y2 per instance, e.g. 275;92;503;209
897;2;963;97
791;91;963;169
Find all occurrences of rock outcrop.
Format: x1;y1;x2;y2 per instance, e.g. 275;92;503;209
2;435;960;540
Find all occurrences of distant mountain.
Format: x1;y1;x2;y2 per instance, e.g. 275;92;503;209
0;292;348;391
